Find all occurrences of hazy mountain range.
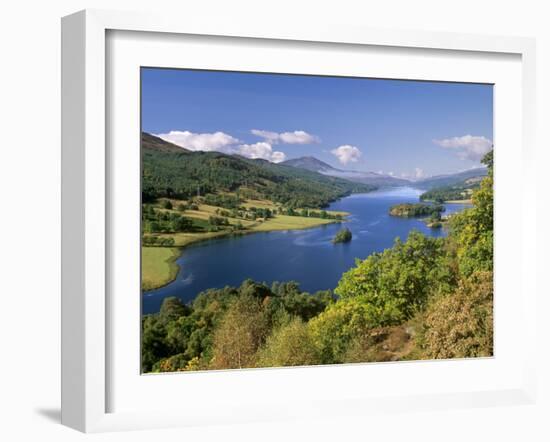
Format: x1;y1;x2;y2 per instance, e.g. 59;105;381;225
413;168;488;189
281;156;410;187
281;156;487;189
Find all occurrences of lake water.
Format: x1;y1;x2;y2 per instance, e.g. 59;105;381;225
142;187;471;314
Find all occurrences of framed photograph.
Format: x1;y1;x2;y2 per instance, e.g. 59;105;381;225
61;9;537;432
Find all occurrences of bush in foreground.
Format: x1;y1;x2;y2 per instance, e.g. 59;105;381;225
256;318;321;367
419;271;493;359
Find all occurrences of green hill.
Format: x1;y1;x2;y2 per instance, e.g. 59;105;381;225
142;133;376;208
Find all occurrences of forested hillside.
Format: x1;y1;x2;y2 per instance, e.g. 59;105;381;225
142;151;494;372
142;133;376;208
420;176;483;202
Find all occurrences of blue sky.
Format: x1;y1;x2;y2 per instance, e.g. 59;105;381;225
141;68;493;179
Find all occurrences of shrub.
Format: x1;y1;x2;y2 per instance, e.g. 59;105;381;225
343;325;412;364
335;230;455;324
158;353;188;372
419;271;493;359
256;318;321;367
209;294;270;369
308;297;380;363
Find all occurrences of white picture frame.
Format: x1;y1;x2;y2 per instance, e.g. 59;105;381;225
61;9;537;433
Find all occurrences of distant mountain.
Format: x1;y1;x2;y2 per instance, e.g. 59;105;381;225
415;168;488;190
141;133;376;208
281;156;337;174
282;156;410;187
323;169;411;187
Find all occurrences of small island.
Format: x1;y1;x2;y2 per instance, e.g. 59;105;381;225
389;202;445;218
425;214;443;229
332;227;352;244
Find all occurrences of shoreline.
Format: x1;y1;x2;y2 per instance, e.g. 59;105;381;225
141;247;182;292
444;199;472;204
142;214;346;291
422;198;472;204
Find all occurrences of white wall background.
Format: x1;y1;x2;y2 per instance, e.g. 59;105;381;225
0;0;547;440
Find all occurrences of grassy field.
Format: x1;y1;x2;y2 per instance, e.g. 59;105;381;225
141;247;181;291
251;214;337;231
155;197;348;231
241;198;281;210
154;231;233;247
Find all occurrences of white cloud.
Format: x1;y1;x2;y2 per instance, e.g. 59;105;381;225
250;130;280;143
415;167;425;179
155;130;240;153
155;129;292;163
251;129;319;144
238;142;286;163
270;151;287;163
433;135;493;161
330;145;362;165
280;130;319;144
